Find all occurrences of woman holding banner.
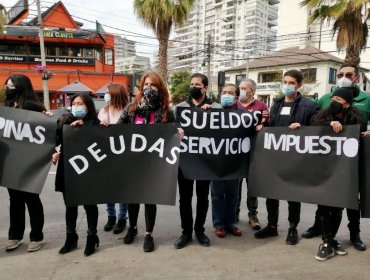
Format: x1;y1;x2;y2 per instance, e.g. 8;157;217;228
98;84;129;234
3;74;46;253
52;93;100;257
117;71;176;252
312;87;362;261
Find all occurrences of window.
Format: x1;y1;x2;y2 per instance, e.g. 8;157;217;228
104;48;113;65
258;71;282;83
95;48;102;61
329;68;337;84
301;68;317;83
29;45;40;55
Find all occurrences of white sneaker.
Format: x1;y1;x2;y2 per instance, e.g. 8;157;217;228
5;239;23;251
27;241;42;252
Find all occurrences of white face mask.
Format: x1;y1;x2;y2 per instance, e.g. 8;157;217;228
239;90;248;101
336;77;353;88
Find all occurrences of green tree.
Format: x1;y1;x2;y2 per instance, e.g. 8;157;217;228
170;70;190;104
300;0;370;66
133;0;194;80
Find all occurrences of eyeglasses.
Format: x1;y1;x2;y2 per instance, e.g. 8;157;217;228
337;72;355;79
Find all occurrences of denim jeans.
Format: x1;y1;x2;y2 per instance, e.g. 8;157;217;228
211;179;239;228
106;203;128;221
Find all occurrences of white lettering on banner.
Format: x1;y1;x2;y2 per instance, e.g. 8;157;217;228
68;133;180;175
264;133;358;157
0;117;46;144
180;136;251;155
180;109;261;129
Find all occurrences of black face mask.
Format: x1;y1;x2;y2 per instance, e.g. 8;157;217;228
143;87;160;103
189;87;203;100
5;88;18;100
330;100;345;115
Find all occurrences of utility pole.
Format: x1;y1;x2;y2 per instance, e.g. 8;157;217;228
206;34;211;94
36;0;50;110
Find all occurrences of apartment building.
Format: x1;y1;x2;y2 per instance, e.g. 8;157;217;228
169;0;279;87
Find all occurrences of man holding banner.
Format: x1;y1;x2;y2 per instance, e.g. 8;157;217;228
254;69;319;245
174;73;222;249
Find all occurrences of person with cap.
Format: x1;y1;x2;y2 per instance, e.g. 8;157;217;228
303;64;369;252
311;87;362;261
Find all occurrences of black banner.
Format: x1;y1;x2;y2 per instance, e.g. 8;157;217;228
63;124;180;206
248;125;360;209
176;107;260;180
0;107;57;194
360;136;370;217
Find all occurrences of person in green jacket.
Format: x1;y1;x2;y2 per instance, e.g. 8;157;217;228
302;64;370;251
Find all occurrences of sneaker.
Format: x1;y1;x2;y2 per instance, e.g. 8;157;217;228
315;243;334;261
332;240;347;256
143;234;154;252
255;225;278;239
215;228;226;238
27;241;42;252
113;219;127;234
249;215;261;230
286;227;298;245
5;239;23;251
123;227;138;244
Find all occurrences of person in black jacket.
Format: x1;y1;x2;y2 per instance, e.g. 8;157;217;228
117;71;178;253
312;87;362;261
3;74;46;253
52;93;100;257
254;69;319;245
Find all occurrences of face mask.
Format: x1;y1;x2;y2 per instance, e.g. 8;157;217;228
330;100;344;115
71;106;87;119
281;84;296;96
189;87;203;100
336;77;353;88
239;90;248;102
5;88;18;100
220;94;235;108
104;93;111;103
143;87;160;102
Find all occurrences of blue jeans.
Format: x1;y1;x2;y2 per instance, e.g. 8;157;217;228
106;203;128;221
211;179;239;229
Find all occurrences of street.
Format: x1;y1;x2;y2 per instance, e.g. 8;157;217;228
1;168;370;280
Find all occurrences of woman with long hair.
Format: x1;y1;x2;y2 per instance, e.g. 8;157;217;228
3;74;46;252
52;93;100;257
98;84;129;234
117;71;175;252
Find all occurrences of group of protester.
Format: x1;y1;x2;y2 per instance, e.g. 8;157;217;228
2;63;369;262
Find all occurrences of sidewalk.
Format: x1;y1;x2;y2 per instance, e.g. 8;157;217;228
0;173;370;280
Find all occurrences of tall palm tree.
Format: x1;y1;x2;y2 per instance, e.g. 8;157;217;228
133;0;194;80
300;0;370;66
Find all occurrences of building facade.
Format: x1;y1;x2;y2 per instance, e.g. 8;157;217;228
169;0;279;86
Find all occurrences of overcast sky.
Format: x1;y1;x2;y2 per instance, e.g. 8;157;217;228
3;0;159;58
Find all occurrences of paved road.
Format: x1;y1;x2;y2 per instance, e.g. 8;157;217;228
1;169;370;280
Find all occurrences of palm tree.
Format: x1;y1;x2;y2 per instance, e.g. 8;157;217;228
133;0;194;80
300;0;370;66
0;4;6;35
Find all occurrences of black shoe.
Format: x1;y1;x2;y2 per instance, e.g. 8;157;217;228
195;232;210;247
113;219;127;234
255;225;278;239
302;226;321;239
351;234;367;251
331;240;347;255
315;242;334;261
59;233;78;254
104;216;116;232
174;234;192;249
123;227;138;244
143;234;155;252
84;235;99;257
286;227;298;245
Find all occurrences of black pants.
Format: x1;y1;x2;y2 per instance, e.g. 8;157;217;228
128;204;157;232
236;178;258;217
8;188;44;241
178;169;210;235
266;198;301;228
318;205;343;242
63;193;98;235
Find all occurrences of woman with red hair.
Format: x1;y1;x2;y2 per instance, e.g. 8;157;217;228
117;71;176;252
